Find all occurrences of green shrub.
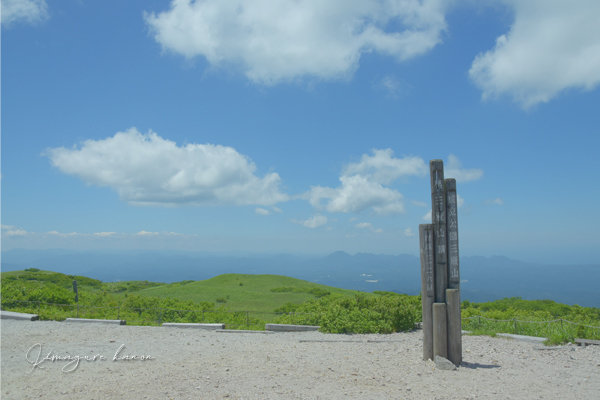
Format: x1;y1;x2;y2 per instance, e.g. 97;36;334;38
274;293;419;334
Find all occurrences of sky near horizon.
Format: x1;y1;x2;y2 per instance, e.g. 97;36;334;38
1;0;599;264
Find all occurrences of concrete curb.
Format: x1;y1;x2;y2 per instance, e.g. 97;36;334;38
216;329;274;334
497;333;546;343
162;323;224;329
1;311;39;321
65;318;126;325
266;324;320;332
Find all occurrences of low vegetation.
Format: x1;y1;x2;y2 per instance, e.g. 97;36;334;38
1;270;599;341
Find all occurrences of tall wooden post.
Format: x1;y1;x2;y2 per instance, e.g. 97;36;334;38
430;160;447;303
445;179;460;290
419;224;435;361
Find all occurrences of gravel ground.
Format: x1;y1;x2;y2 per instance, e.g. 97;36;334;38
1;319;599;399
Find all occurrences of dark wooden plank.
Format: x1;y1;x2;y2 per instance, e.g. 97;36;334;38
445;178;460;289
430;160;447;303
420;223;435;361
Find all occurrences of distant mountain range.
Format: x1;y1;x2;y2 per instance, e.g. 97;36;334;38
2;249;599;307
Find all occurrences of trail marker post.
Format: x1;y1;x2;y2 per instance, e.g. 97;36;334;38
73;280;79;318
420;160;462;366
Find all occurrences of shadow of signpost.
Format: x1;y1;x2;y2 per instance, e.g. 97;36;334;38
460;362;502;369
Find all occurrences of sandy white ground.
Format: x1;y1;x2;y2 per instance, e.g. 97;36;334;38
1;319;599;399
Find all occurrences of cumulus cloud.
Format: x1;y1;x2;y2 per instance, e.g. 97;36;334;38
255;207;269;215
306;150;427;215
355;222;383;233
469;0;600;108
44;128;289;207
271;206;283;213
445;155;483;183
404;227;415;237
307;174;405;215
145;0;448;85
293;214;328;229
1;224;16;230
1;0;48;26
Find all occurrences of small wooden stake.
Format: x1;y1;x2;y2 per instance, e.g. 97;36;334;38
446;288;462;366
433;302;448;359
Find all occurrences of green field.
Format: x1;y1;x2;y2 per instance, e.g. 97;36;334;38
135;273;369;313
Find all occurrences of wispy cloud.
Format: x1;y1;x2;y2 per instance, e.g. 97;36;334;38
355;222;383;233
484;198;504;206
255;208;270;215
292;214;328;229
445;155;483;183
93;232;116;237
1;0;49;27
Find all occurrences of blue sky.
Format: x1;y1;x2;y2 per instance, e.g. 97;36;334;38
2;0;599;264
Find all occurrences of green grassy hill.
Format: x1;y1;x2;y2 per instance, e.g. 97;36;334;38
135;273;370;313
0;269;370;313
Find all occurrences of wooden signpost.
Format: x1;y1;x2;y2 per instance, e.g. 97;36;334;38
420;160;462;366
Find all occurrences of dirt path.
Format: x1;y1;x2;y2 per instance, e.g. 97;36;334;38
1;319;599;399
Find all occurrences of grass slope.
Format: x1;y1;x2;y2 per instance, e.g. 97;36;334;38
136;273;370;313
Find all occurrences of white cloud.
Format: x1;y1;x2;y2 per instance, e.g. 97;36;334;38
293;214;328;229
1;0;48;26
47;231;79;237
423;210;432;222
484;198;504;206
93;232;116;237
469;0;600;109
44;128;289;207
349;217;358;222
305;149;425;215
404;227;415;237
136;231;159;236
445;155;483;183
145;0;448;85
457;194;465;208
355;222;383;233
1;224;16;230
412;200;427;207
5;229;28;236
255;207;269;215
307;174;404;215
374;75;409;98
343;149;427;185
271;206;283;213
